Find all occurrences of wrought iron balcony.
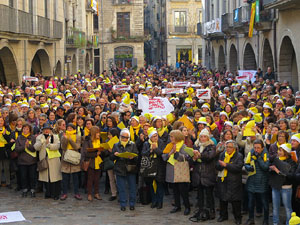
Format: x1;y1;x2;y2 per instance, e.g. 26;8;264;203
233;5;251;33
254;9;275;31
221;13;233;34
66;28;86;48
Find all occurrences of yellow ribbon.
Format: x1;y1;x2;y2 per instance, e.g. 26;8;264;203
46;148;61;159
129;125;141;142
66;130;77;150
93;139;102;170
25;140;36;158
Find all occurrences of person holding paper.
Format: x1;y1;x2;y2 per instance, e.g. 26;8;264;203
34;123;62;200
269;143;297;225
15;123;37;197
111;128;139;211
81;126;103;201
0;116;11;189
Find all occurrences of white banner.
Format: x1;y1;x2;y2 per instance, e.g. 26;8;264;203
173;82;190;87
204;18;222;35
0;211;26;224
24;76;38;82
113;85;131;91
162;88;183;94
196;89;211;99
238;70;257;83
138;94;174;116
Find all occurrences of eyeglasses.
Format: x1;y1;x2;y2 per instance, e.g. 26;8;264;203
102;117;107;119
121;135;129;139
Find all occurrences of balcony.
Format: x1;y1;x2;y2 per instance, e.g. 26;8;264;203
168;25;193;35
233;5;251;33
53;20;63;39
112;35;145;42
0;4;17;33
203;18;223;38
0;4;63;40
66;28;86;48
113;0;133;5
263;0;300;10
254;9;275;31
221;13;234;34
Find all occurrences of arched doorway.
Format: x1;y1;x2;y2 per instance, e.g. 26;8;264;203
85;54;90;73
0;47;18;85
243;43;257;70
210;48;215;70
229;44;238;73
54;60;62;77
114;46;133;68
218;46;225;72
262;39;274;74
31;49;51;76
279;36;298;90
71;54;77;74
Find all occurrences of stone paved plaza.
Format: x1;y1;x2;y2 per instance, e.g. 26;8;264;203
0;186;270;225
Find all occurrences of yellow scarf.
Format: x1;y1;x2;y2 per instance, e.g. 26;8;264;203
168;140;184;166
148;139;157;158
130;125;140;142
66;130;77;150
221;150;235;182
279;156;287;161
210;123;217;131
157;127;165;137
0;127;8;147
22;132;30;138
84;127;90;137
23;136;36;158
121;140;128;148
92;138;102;170
263;111;270;118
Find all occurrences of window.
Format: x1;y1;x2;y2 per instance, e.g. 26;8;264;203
54;0;57;20
198;10;202;23
93;14;99;32
29;0;33;13
9;0;14;7
174;11;186;32
117;12;130;38
44;0;48;18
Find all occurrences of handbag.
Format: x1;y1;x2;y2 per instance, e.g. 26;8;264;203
173;159;190;183
140;155;158;177
81;160;90;172
63;149;81;165
37;157;49;172
103;157;114;171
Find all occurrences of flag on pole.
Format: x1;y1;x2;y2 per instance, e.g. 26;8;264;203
248;2;256;38
91;0;97;11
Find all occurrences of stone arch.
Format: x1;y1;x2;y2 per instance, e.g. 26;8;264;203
211;48;215;70
31;49;51;76
85;53;90;73
54;60;62;77
218;45;226;71
229;44;238;73
279;36;298;90
71;54;77;75
262;39;274;73
243;43;257;70
0;46;18;85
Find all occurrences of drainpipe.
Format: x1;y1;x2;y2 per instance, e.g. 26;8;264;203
273;12;278;80
24;40;27;76
100;0;104;72
257;31;260;69
236;32;240;70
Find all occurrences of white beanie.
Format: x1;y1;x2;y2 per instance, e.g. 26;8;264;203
199;129;210;138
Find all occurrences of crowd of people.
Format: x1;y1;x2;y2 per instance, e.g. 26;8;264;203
1;62;300;225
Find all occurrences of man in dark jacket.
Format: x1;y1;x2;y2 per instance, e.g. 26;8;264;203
216;140;243;225
111;128;139;211
263;67;275;81
244;140;270;225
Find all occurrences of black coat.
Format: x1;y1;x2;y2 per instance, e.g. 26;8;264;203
141;139;166;183
216;151;243;202
193;141;217;187
111;141;139;176
0;127;11;160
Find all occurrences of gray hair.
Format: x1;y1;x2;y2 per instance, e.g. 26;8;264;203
120;128;130;138
39;113;47;119
100;112;108;119
225;140;238;150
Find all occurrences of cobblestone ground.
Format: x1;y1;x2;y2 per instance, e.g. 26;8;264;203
0;185;272;225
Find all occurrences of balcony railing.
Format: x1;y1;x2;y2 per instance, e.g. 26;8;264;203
221;13;233;32
37;16;50;37
66;28;86;48
18;10;33;34
113;0;133;5
53;20;63;39
0;4;17;33
233;5;251;28
168;25;193;34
